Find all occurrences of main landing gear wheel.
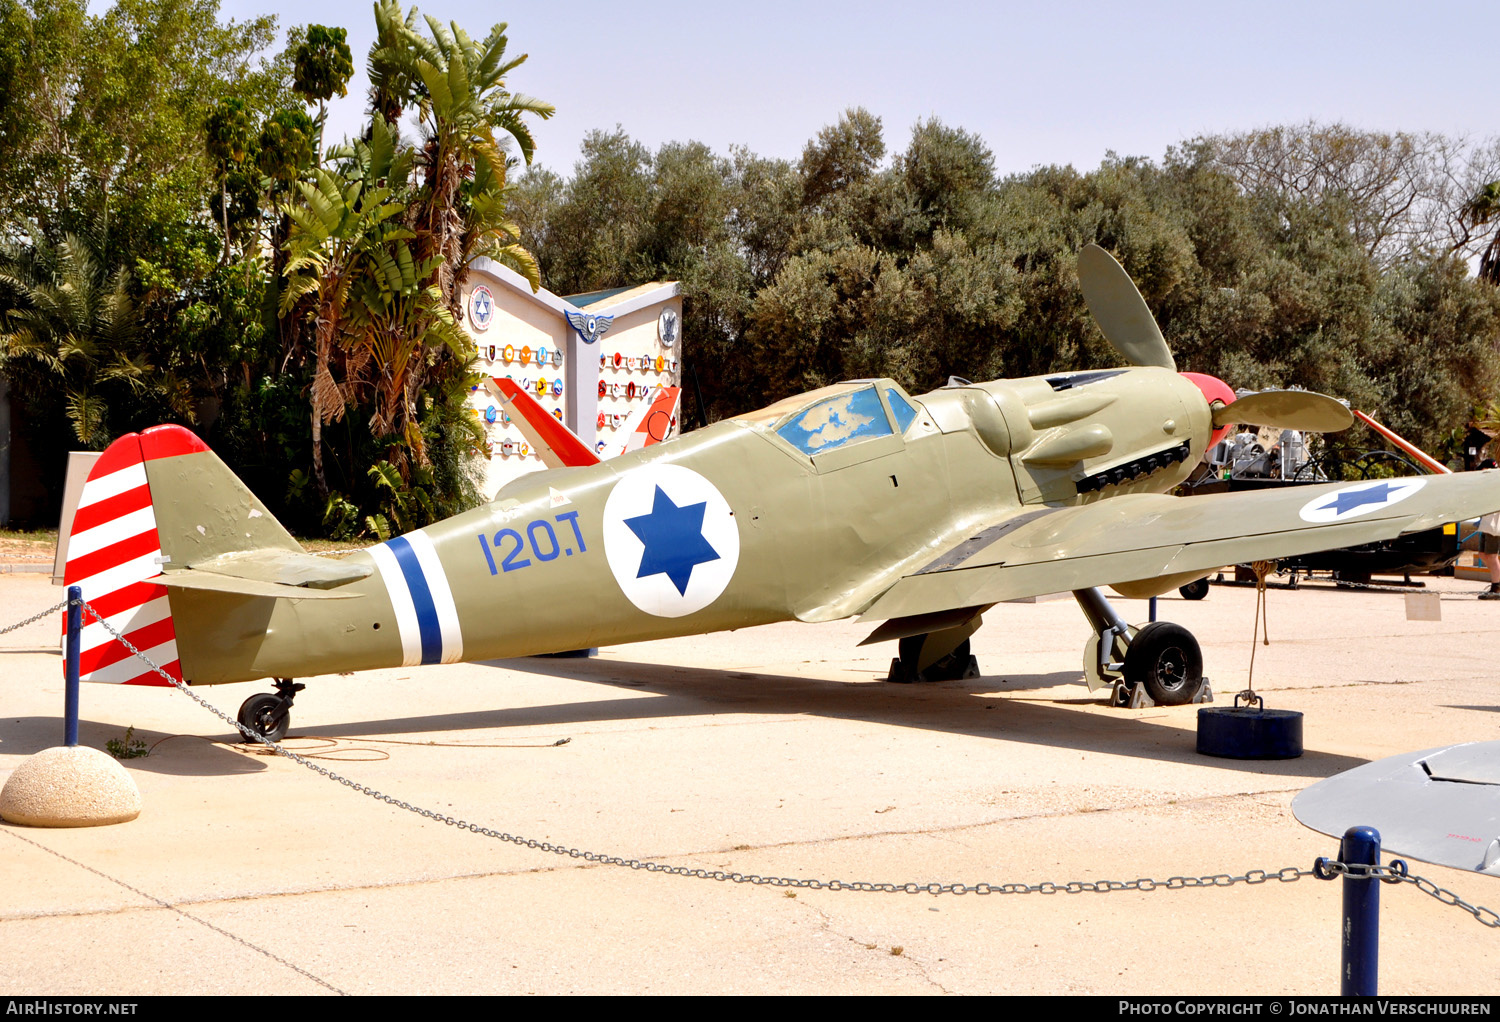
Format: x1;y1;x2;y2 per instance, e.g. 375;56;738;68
889;636;979;683
236;678;304;743
1178;577;1210;601
1122;621;1204;706
900;636;973;682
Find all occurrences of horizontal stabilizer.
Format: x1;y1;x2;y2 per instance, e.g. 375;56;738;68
187;548;371;589
1293;741;1500;876
155;571;364;600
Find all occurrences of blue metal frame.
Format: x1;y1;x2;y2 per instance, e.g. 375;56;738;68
64;585;81;747
1340;826;1381;997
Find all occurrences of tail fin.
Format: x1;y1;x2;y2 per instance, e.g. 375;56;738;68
602;386;680;459
63;425;302;685
490;377;600;468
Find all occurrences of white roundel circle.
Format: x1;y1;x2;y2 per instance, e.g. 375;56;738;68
469;285;494;332
603;463;740;618
1298;478;1426;523
658;308;680;347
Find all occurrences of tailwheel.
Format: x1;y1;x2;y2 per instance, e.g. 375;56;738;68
236;678;303;744
1122;622;1204;706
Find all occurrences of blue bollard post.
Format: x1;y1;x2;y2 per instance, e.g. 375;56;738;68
1340;825;1381;997
64;585;82;747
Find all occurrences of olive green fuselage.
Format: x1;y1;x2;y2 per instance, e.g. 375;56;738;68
172;368;1212;685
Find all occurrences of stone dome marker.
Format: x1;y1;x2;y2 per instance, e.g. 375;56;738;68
0;745;142;827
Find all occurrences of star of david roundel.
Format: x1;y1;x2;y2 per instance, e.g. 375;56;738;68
1297;478;1425;524
469;286;494;332
602;464;741;618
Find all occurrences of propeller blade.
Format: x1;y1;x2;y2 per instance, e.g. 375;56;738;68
1212;390;1354;433
1077;243;1176;371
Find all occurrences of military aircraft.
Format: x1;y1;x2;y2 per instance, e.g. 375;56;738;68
62;245;1500;740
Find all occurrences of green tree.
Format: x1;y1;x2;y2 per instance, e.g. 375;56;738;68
293;24;353;160
0;231;194;446
204;97;258;262
281;145;409;497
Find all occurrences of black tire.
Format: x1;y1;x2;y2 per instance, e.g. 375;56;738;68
1178;577;1210;601
897;636;972;682
237;693;289;743
1122;622;1204;706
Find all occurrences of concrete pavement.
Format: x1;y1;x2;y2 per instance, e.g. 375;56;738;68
2;570;1497;995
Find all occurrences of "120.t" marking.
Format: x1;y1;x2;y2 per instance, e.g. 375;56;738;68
478;511;586;574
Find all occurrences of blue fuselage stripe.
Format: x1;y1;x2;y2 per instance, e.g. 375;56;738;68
388;536;443;665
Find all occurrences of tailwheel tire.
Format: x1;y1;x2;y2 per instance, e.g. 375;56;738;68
1178;577;1210;601
897;636;973;682
237;693;289;744
1122;621;1204;706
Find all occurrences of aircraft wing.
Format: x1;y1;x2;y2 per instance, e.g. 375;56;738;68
1292;741;1500;876
846;472;1500;623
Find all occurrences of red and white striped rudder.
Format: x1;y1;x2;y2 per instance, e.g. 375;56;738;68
62;425;209;686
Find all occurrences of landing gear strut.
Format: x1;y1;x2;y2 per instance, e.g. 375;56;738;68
1073;587;1208;706
237;678;303;743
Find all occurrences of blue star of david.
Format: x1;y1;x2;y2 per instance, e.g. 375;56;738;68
1318;482;1400;515
625;486;721;595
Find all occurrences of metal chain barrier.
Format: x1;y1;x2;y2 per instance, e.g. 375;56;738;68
0;597;67;636
1313;857;1500;928
60;597;1500;923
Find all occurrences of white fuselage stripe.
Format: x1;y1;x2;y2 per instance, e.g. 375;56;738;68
403;530;464;663
368;542;423;667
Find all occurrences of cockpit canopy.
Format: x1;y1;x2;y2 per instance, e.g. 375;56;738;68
736;381;920;456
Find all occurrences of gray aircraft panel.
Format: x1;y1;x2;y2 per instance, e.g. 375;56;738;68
1292;742;1500;876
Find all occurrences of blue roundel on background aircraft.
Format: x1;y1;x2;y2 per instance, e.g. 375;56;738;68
1297;478;1425;523
602;464;740;618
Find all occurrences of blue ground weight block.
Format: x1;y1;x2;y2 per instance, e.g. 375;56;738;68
1197;706;1304;759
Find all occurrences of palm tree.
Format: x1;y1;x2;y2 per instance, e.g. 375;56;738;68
369;9;553;308
1461;181;1500;285
281;122;411;496
0;232;190;447
344;239;468;474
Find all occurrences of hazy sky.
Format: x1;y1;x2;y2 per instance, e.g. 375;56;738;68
206;0;1499;176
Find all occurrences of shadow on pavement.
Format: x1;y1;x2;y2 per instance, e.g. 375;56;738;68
302;656;1368;780
0;718;266;774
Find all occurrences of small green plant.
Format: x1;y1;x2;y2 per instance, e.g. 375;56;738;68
105;726;149;760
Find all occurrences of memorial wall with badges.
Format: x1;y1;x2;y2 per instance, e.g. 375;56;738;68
460;258;683;499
